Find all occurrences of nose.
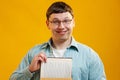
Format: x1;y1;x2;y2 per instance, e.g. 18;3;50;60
58;22;65;29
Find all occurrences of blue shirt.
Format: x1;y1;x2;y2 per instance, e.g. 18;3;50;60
10;38;106;80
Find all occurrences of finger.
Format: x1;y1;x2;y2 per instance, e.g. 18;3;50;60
44;56;47;63
34;55;44;63
38;52;47;62
41;53;47;62
38;56;45;63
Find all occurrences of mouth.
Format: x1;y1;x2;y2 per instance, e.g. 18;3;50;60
56;30;67;35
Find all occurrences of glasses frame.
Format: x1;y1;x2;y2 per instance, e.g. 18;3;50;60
48;19;73;26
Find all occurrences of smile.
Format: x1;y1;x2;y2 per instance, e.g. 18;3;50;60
56;30;67;35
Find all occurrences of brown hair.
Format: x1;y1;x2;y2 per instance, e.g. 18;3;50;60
46;1;74;20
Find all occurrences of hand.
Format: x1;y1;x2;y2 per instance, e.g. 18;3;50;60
29;52;47;73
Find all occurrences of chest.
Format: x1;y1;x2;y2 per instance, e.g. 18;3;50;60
45;49;89;80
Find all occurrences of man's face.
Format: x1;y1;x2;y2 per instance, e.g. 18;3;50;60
46;12;75;41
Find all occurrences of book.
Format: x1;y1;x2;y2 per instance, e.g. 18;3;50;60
40;57;72;80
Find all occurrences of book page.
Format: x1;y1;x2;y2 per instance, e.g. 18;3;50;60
40;57;72;79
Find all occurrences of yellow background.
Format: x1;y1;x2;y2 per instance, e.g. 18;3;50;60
0;0;120;80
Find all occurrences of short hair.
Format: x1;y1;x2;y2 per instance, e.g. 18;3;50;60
46;1;74;20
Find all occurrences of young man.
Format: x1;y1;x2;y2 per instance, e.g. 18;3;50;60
10;1;106;80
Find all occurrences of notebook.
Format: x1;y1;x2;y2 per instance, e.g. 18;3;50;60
40;57;72;80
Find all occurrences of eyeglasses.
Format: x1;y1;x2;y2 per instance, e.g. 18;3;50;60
49;19;73;26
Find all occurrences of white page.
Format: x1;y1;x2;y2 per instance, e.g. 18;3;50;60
40;57;72;78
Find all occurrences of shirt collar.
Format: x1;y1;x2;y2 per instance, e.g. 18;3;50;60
68;37;79;52
41;37;79;52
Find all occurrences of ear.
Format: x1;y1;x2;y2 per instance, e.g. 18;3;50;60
46;20;50;29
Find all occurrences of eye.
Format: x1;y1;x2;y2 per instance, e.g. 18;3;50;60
63;20;68;22
51;21;60;25
63;20;72;24
52;21;59;23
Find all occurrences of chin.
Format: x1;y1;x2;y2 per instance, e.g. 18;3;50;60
58;36;70;41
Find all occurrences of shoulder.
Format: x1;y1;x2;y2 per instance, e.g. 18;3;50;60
27;42;48;56
76;41;100;60
76;42;94;53
76;42;103;66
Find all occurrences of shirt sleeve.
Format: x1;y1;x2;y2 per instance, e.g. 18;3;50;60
9;51;34;80
88;49;106;80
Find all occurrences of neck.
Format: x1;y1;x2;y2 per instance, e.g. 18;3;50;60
52;37;72;50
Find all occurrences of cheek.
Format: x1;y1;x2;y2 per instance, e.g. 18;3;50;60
50;27;56;32
68;26;74;31
48;25;55;30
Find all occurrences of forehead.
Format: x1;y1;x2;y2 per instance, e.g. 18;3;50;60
49;12;73;20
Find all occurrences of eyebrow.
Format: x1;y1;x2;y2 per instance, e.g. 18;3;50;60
51;17;72;21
